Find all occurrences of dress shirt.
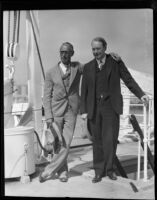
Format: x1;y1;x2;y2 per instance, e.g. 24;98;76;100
59;62;71;75
96;55;106;70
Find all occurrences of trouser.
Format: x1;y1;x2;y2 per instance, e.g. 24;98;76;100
88;97;120;176
42;107;77;179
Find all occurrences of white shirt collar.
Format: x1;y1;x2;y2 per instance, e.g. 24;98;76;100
59;62;70;74
96;55;106;65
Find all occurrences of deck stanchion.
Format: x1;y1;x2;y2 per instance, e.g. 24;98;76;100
148;99;151;147
143;105;148;182
137;136;141;180
152;98;154;128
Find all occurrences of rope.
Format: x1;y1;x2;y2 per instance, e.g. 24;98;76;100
12;11;17;44
4;108;42;115
34;130;50;153
7;10;20;59
7;11;11;44
29;11;45;80
7;11;11;57
16;11;20;43
10;11;17;58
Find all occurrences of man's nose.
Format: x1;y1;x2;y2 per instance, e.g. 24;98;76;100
94;51;98;55
62;52;66;56
62;53;68;58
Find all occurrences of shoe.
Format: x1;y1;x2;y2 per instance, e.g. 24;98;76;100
92;174;102;183
102;171;106;177
107;172;117;180
59;172;68;182
39;172;46;183
59;176;68;182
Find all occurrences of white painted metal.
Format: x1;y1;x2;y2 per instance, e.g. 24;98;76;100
121;81;130;127
122;94;153;182
26;11;43;159
4;126;35;178
148;100;151;147
143;105;148;181
137;137;141;180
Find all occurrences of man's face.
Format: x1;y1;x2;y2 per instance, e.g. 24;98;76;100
91;40;106;60
60;45;73;65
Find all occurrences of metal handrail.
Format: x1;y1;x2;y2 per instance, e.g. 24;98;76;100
124;94;154;181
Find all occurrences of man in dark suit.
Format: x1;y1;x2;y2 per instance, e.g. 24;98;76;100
80;37;149;183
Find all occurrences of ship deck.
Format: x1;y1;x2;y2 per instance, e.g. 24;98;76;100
4;139;154;199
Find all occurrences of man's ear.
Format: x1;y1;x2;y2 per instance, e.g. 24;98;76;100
71;50;74;57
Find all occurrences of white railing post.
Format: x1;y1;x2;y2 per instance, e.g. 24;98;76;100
152;98;154;127
143;104;148;181
121;94;153;181
148;99;151;147
137;136;141;180
122;94;154;181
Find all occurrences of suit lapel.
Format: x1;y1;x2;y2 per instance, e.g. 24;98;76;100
56;63;65;89
91;59;96;85
69;62;78;90
105;55;112;81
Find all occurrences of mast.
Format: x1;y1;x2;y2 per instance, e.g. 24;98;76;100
26;10;43;160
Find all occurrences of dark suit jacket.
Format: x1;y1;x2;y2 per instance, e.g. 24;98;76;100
80;54;145;120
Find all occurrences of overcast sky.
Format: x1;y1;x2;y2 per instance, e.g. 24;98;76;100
3;9;153;85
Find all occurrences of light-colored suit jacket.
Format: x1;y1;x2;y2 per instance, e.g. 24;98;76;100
43;62;83;120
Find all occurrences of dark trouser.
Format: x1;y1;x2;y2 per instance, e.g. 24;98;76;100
88;97;120;176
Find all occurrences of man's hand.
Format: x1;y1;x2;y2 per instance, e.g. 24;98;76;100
46;118;54;129
110;52;121;62
81;113;88;120
141;95;149;106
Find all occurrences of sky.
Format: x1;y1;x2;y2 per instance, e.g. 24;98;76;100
3;9;153;85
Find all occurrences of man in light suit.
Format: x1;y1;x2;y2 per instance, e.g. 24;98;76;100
39;42;83;183
80;37;149;183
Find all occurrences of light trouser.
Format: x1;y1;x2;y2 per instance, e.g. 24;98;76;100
42;107;77;179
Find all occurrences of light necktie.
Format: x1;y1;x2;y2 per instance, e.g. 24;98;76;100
62;67;71;80
99;60;103;70
66;67;71;75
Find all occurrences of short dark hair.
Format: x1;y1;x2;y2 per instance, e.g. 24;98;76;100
91;37;107;48
60;42;74;52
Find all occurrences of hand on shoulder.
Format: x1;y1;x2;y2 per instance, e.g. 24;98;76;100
110;52;121;62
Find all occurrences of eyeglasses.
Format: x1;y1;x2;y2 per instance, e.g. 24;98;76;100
60;51;72;55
